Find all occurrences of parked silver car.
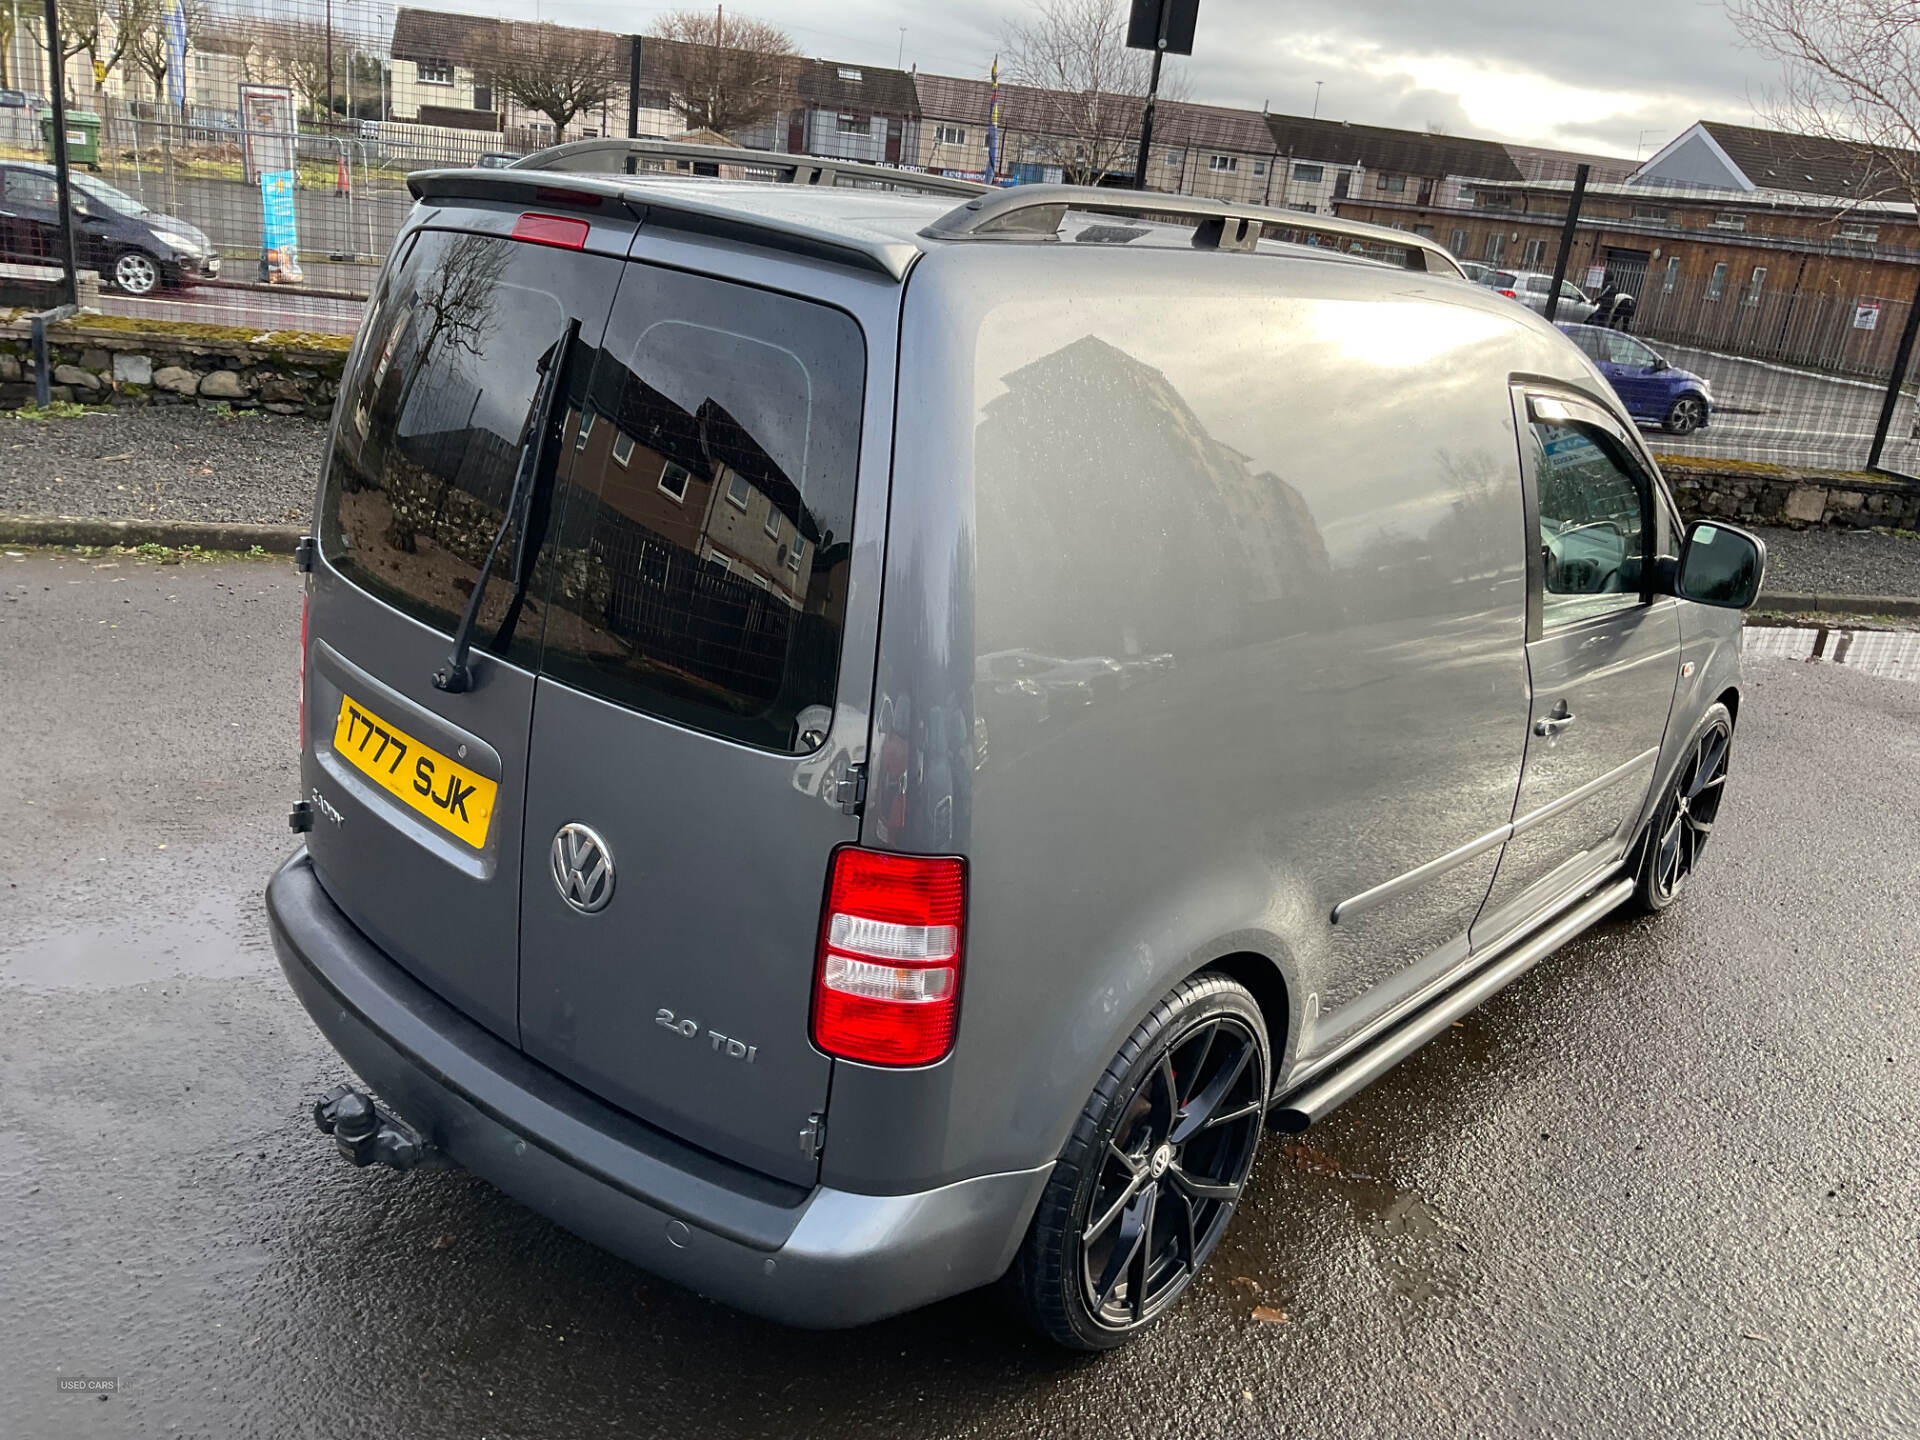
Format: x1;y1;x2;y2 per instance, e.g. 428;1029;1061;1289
267;142;1765;1352
1485;267;1600;322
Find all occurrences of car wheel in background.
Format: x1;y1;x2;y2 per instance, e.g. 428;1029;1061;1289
1663;394;1708;435
1009;971;1270;1350
1632;701;1734;913
112;250;160;295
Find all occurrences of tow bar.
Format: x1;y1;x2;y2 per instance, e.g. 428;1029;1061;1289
313;1084;439;1172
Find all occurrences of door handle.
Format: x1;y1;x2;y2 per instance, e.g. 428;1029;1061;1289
1534;705;1576;738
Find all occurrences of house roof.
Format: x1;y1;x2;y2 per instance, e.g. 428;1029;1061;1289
390;8;504;65
1263;113;1525;182
797;59;918;118
1502;143;1636;186
1698;120;1919;202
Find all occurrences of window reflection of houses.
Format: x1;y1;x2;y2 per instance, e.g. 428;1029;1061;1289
565;380;818;610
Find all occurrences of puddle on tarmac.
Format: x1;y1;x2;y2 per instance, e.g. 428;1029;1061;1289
1217;1137;1476;1319
0;894;265;990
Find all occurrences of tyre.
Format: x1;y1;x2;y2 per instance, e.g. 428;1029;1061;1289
1662;393;1707;435
1632;701;1733;913
112;250;161;296
1009;972;1270;1350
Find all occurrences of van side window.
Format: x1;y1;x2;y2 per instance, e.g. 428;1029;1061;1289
1529;418;1649;625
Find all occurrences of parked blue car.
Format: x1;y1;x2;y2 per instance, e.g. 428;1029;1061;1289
1558;323;1713;435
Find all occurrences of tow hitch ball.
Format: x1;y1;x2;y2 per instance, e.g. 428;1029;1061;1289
313;1084;434;1172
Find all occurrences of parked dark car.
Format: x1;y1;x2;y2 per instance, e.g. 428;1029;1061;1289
1559;323;1713;434
0;162;219;294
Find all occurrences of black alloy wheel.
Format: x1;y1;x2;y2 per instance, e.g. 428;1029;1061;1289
1636;702;1733;912
1011;973;1270;1349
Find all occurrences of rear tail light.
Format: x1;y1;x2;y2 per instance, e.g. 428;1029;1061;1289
1498;288;1517;298
812;847;966;1067
298;592;309;751
512;212;589;250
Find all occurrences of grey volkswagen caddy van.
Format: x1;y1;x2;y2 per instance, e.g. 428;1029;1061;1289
267;141;1766;1350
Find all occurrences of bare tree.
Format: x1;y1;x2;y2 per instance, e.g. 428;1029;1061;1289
483;20;626;136
256;18;333;118
128;0;206;106
1727;0;1920;211
644;8;797;136
1001;0;1184;185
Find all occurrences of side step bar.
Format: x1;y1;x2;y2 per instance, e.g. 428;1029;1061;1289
1269;877;1636;1132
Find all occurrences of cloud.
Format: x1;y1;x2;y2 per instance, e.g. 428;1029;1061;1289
509;0;1773;153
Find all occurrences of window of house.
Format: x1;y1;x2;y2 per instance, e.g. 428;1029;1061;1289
1632;205;1669;224
1208;154;1238;173
937;124;966;146
1840;222;1880;243
1414;224;1436;239
574;408;594;450
835;113;867;133
1292;163;1323;183
1288;202;1315;213
1376;174;1406;192
1474;190;1515;211
726;472;752;509
1713;211;1746;231
709;553;731;575
1449;227;1469;256
1252;160;1266;175
193;52;209;72
657;459;691;502
787;538;804;572
1662;256;1680;294
763;502;782;539
612;430;635;468
1484;232;1507;262
1522;238;1547;267
1529;418;1649;625
1165;149;1182;167
417;59;453;85
1707;262;1727;300
1746;266;1767;305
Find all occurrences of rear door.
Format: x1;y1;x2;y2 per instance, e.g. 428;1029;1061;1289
517;249;879;1185
1473;391;1681;945
306;219;624;1044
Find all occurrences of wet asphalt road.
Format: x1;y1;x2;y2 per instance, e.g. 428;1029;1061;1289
4;550;1919;1439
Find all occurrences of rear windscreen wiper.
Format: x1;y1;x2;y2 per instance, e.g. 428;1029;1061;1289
433;317;579;694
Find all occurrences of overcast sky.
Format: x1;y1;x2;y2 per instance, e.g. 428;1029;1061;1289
458;0;1770;158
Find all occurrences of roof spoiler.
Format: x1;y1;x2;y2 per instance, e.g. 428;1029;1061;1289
918;185;1467;276
406;167;923;280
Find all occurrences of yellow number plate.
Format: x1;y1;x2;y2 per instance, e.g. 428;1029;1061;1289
331;695;497;849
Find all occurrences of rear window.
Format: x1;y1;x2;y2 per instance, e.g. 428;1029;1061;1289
321;229;865;754
534;265;866;754
320;227;619;669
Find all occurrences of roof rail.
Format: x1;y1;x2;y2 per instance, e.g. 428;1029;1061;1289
510;139;992;199
919;184;1466;277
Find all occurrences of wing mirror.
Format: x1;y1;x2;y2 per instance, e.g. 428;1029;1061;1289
1663;520;1767;609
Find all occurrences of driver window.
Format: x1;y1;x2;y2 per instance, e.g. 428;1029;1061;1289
1601;331;1654;368
1529;417;1649;626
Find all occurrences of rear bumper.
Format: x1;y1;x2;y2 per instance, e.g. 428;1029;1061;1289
266;849;1050;1328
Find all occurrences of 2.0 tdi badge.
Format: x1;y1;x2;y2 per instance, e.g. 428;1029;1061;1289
550;823;614;914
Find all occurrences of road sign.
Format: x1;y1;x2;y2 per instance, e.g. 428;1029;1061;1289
1126;0;1200;55
238;83;296;185
1854;301;1881;331
1585;265;1606;289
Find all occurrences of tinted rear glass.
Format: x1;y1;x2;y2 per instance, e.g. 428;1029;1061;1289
319;227;619;668
533;265;866;754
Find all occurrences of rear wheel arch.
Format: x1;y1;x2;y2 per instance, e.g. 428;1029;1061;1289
1195;949;1294;1083
1714;684;1740;726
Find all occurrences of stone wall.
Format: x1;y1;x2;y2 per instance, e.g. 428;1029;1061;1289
1662;463;1920;532
0;320;348;417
